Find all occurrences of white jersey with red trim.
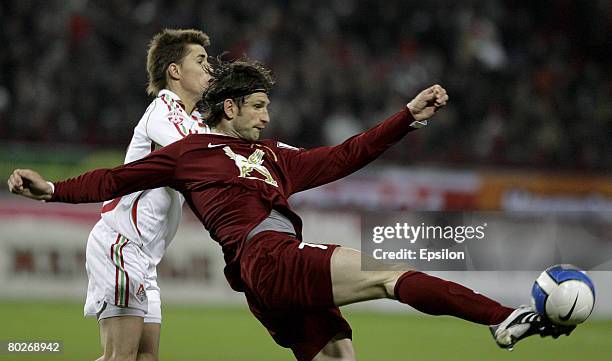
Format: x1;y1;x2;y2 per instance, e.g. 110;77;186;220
100;89;209;265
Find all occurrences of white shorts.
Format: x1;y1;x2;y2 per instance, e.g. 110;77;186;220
85;220;162;324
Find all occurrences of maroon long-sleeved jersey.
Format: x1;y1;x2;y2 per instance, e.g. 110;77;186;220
52;108;417;290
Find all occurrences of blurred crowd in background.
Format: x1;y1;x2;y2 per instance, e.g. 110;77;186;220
1;0;611;170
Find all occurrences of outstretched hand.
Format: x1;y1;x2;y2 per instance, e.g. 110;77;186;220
7;169;53;201
407;84;449;121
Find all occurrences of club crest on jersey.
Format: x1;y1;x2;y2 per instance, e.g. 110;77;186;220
136;284;146;302
166;109;185;125
223;146;278;187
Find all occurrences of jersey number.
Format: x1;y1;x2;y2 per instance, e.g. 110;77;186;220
298;241;328;250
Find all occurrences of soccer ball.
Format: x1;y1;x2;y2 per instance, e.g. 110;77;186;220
531;264;595;326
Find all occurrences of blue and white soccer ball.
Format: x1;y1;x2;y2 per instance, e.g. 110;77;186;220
531;264;595;326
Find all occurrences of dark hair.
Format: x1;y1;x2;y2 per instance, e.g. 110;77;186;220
201;57;275;127
146;29;210;96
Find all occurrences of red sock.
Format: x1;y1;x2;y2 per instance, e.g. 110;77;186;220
394;271;513;325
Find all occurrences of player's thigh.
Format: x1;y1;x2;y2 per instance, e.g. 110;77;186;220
312;335;355;361
330;246;409;306
137;266;161;360
99;316;144;361
137;323;161;361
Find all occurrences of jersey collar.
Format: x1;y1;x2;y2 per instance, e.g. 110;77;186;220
158;89;190;113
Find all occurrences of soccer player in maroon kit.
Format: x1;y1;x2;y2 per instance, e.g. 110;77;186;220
9;59;574;361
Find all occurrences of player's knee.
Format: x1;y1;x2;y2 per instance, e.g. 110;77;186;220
382;269;407;299
358;269;405;300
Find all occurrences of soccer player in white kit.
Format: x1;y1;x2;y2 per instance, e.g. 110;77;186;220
86;29;212;361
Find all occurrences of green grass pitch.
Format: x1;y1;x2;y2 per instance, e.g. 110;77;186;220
1;301;611;360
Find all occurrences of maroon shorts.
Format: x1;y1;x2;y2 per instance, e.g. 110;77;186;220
240;231;352;361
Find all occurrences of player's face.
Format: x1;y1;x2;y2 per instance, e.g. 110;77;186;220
231;93;270;142
177;44;212;97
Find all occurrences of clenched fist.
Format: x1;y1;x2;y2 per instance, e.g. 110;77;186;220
7;169;53;201
407;84;449;122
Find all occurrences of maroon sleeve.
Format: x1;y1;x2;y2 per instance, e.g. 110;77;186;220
282;107;417;194
50;140;182;203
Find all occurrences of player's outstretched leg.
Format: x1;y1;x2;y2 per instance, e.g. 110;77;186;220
331;246;514;324
330;246;575;350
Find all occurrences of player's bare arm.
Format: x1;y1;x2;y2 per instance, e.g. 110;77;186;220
7;169;53;201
